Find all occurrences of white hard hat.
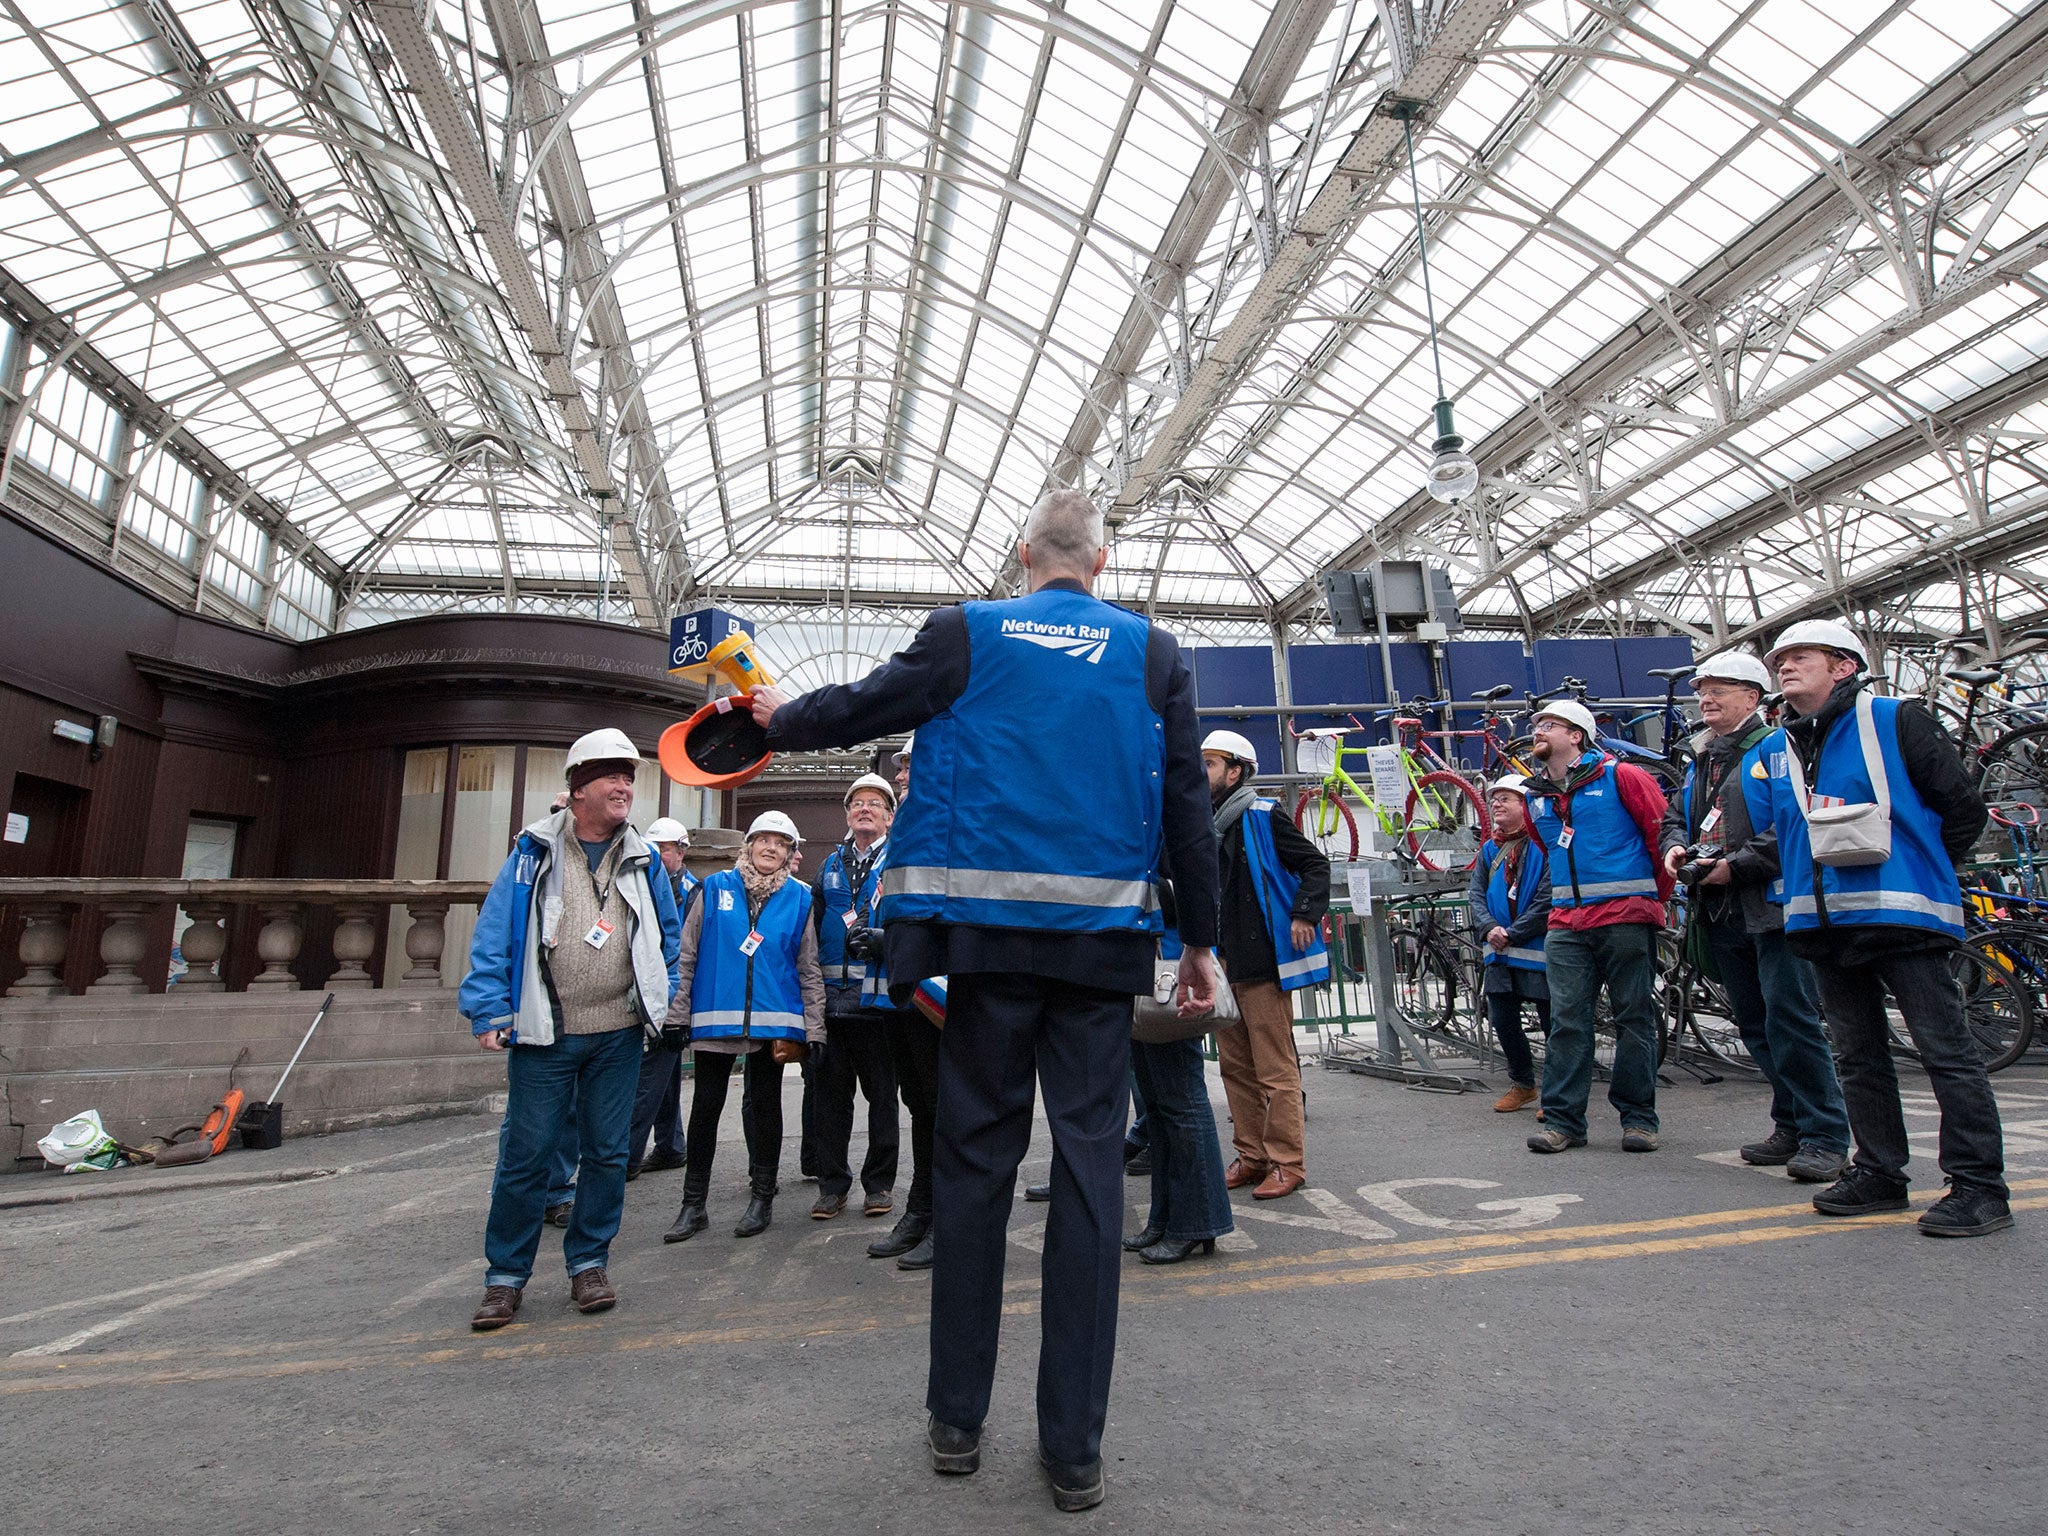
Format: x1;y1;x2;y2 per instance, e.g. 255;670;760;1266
893;732;914;764
844;772;897;810
746;810;802;845
1693;651;1772;692
564;727;640;775
1201;729;1260;770
1765;619;1866;672
645;817;691;846
1531;699;1599;741
1488;774;1530;795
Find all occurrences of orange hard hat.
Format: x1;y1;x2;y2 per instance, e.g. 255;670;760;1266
658;696;773;789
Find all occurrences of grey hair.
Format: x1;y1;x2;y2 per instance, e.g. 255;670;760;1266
1021;489;1106;573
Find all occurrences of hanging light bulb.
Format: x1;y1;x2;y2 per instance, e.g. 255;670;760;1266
1425;397;1478;505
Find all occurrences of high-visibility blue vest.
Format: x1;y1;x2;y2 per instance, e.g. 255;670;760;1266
688;868;810;1042
878;586;1164;935
816;839;886;993
1479;837;1547;971
1742;693;1964;940
1242;798;1329;989
1526;753;1658;910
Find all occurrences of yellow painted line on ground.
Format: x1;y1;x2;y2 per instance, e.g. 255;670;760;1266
4;1195;2038;1397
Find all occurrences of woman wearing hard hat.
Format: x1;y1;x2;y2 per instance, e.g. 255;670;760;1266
1466;775;1551;1113
659;810;825;1242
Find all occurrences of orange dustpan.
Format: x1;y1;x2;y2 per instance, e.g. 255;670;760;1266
659;694;773;789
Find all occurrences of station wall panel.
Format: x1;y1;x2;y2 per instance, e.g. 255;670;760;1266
1189;646;1280;774
1532;638;1623;698
1615;634;1700;697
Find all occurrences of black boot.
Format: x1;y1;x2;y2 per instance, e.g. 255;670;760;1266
664;1196;708;1243
896;1230;934;1270
734;1193;774;1238
868;1210;931;1258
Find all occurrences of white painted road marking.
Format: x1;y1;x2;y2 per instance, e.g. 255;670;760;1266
1357;1178;1584;1231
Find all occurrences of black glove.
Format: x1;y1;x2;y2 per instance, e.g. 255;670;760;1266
806;1037;826;1071
845;923;881;962
658;1022;691;1050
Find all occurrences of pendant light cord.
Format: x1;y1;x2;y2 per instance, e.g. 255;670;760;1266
1403;114;1448;407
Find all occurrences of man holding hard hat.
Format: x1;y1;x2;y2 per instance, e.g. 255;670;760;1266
746;488;1220;1513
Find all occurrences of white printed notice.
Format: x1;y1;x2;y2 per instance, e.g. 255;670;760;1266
1346;863;1373;915
1367;744;1409;811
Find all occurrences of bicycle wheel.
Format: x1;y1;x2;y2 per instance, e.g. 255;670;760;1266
1388;922;1456;1032
1404;770;1488;873
1293;786;1359;861
1975;720;2048;804
1953;928;2038;1071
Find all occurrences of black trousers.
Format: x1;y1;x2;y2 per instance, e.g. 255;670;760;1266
928;972;1131;1466
685;1048;785;1200
1484;989;1551;1088
628;1042;686;1168
1811;946;2007;1196
815;1009;901;1198
887;1007;940;1218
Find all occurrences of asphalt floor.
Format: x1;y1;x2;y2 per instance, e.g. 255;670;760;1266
5;1049;2045;1535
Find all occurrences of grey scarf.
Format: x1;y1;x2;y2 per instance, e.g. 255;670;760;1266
1212;782;1259;835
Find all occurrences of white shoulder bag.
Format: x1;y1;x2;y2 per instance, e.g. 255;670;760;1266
1782;692;1892;868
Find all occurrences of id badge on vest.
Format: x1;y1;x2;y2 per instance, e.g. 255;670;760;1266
1699;805;1722;837
1557;826;1574;849
739;929;764;957
584;918;615;950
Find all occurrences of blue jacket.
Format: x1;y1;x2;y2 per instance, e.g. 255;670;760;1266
687;867;813;1042
1472;836;1548;971
816;838;887;1013
1743;691;1966;941
1527;753;1661;914
1241;797;1329;989
458;813;681;1045
878;586;1165;936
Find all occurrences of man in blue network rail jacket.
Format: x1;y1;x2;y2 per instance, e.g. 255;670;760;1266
745;489;1220;1514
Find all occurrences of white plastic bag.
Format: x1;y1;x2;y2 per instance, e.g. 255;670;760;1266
39;1110;119;1172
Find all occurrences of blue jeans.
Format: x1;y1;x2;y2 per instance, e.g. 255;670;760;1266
1541;924;1660;1140
484;1026;642;1287
497;1095;577;1206
628;1043;686;1169
1126;1064;1150;1155
1130;1038;1233;1241
1704;917;1849;1154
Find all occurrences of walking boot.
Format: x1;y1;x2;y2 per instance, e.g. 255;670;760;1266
868;1211;930;1258
734;1193;774;1238
896;1230;935;1270
664;1183;710;1243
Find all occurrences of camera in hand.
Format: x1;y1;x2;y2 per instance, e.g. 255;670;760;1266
659;1023;691;1050
1677;842;1723;884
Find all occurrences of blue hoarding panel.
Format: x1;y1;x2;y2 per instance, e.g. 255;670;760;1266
1288;644;1384;733
1615;635;1701;698
1444;640;1529;699
1191;646;1281;774
1532;638;1622;698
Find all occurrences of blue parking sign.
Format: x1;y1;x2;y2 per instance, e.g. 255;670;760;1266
668;607;749;681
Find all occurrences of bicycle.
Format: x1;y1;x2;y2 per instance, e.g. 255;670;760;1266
1290;706;1489;872
1499;669;1696;790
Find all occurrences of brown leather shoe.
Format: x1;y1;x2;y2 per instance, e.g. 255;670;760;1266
863;1191;894;1217
470;1285;523;1331
1493;1084;1540;1113
1252;1168;1306;1200
811;1191;847;1219
1225;1158;1269;1190
569;1267;616;1314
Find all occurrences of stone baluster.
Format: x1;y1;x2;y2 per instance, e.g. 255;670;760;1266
249;903;303;989
87;901;152;994
176;902;229;992
401;901;448;987
327;902;379;989
8;903;71;997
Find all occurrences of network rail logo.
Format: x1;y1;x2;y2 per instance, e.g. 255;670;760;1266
1001;616;1110;664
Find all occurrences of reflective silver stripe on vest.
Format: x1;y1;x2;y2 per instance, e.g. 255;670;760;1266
881;865;1159;912
1275;951;1327;981
1503;946;1545;964
690;1009;805;1032
820;963;867;982
1566;878;1659;899
1784;889;1963;926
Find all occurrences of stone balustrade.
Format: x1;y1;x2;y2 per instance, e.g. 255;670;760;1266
0;879;491;997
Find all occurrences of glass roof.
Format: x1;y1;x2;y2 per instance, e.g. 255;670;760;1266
2;0;2046;682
